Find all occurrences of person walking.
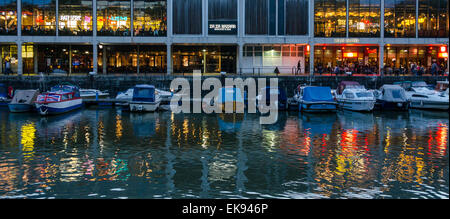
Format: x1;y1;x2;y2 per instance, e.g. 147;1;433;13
431;62;438;76
297;60;301;75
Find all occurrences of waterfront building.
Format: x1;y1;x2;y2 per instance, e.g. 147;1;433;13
0;0;448;76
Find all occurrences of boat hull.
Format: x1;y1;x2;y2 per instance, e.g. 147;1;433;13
8;103;34;113
337;99;375;112
300;101;337;113
375;100;409;111
409;99;449;110
130;101;161;112
35;99;83;116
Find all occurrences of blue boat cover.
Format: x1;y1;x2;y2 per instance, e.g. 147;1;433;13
302;87;334;102
133;85;156;102
218;87;244;104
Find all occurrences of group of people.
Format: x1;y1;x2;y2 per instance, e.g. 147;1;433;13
59;26;93;36
2;59;13;75
22;26;56;35
0;26;17;35
315;62;378;75
134;27;167;37
383;61;447;76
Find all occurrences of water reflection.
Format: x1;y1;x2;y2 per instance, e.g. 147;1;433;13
0;108;448;199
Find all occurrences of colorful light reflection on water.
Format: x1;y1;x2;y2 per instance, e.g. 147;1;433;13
0;108;448;199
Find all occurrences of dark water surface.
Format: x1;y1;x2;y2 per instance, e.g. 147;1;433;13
0;107;448;199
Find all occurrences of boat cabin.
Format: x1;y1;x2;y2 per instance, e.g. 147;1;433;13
132;85;156;102
336;81;362;95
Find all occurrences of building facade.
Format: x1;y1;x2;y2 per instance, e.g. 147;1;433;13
0;0;448;75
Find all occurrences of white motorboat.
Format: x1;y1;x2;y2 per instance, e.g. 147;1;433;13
129;85;161;112
115;88;134;106
156;88;173;111
80;89;110;100
335;81;376;112
35;85;83;116
373;84;409;111
404;81;449;110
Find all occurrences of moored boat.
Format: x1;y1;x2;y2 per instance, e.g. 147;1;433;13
335;81;376;112
80;89;110;100
403;81;449;110
373;84;409;111
115;88;134;107
8;89;40;113
294;86;337;112
256;87;288;110
35;85;83;116
129;85;161;112
214;86;245;113
0;83;12;107
156;88;173;111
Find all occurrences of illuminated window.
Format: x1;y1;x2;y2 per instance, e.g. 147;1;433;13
314;0;346;37
384;0;416;38
134;0;167;37
59;0;93;36
348;0;380;37
97;0;131;36
22;0;56;36
0;0;17;35
418;0;449;38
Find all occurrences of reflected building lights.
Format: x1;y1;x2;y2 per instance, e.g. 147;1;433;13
20;123;36;160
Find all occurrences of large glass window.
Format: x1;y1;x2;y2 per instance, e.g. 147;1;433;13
384;0;416;38
348;0;380;37
0;0;17;35
134;0;167;37
97;0;131;36
418;0;449;38
173;0;202;34
285;0;308;35
314;0;347;37
58;0;93;36
22;0;57;35
245;0;268;35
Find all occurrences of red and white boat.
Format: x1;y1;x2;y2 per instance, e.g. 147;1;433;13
35;85;83;116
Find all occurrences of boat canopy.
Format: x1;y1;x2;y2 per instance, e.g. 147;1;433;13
337;81;361;95
217;87;244;104
303;86;334;102
262;87;287;101
380;85;407;102
10;90;39;105
132;84;156;102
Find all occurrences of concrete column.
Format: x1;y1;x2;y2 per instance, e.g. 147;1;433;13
34;46;38;74
56;0;59;36
17;0;21;37
69;45;72;75
93;0;97;37
238;0;245;37
380;0;384;39
102;46;107;74
131;0;134;37
203;0;207;36
93;42;98;74
17;42;22;75
238;43;244;74
309;44;314;76
167;44;172;75
415;0;419;38
379;44;384;76
167;0;173;38
346;0;349;38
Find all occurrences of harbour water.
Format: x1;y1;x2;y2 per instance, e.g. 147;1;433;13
0;108;448;199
